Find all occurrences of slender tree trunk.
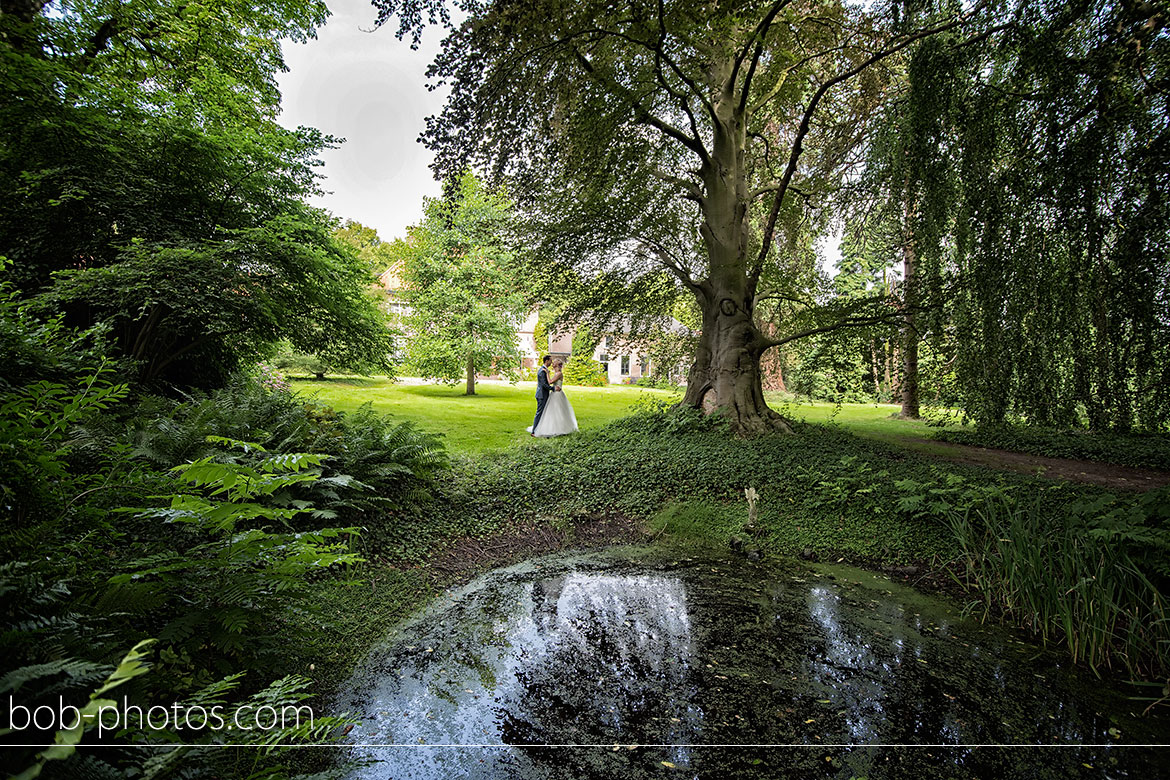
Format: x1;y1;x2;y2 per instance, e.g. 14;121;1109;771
465;352;476;395
871;338;882;399
900;242;920;419
899;182;921;419
884;341;893;396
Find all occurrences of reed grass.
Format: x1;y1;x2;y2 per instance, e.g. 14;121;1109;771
945;490;1168;679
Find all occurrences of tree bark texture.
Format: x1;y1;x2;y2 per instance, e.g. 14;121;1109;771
676;76;792;434
465;352;476;395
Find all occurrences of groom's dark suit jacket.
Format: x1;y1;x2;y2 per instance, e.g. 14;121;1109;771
536;366;552;400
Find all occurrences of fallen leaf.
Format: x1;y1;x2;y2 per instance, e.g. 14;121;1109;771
661;761;677;768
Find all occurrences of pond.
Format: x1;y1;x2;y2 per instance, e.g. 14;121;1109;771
335;547;1167;779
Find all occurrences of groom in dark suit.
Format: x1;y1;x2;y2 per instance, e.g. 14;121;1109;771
532;355;553;435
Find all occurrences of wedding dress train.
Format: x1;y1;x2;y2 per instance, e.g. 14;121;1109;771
532;380;578;437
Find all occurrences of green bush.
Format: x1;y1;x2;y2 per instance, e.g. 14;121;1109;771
561;354;608;386
0;364;130;526
634;374;682;391
128;375;448;529
0;267;120;391
933;426;1170;470
273;340;331;379
109;446;362;666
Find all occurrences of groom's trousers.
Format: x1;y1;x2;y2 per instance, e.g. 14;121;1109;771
533;394;548;430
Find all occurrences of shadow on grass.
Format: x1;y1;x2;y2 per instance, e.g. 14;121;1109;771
287;375;384;387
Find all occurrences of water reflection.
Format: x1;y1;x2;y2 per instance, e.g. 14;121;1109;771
800;571;1109;753
339;566;701;779
337;550;1166;780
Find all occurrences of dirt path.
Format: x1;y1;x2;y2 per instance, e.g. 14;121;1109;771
903;437;1170;491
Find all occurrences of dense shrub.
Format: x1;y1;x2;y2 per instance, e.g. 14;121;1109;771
561;353;608;386
1;355;439;777
0;392;362;779
634;374;682;391
128;376;447;527
933;426;1170;470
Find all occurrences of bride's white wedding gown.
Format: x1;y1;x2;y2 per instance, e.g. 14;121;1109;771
530;379;578;437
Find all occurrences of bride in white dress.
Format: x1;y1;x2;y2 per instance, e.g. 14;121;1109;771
532;359;578;437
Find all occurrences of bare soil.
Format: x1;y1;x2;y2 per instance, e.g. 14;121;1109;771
907;437;1170;491
423;512;650;586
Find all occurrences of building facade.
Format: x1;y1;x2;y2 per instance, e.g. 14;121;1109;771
380;266;689;384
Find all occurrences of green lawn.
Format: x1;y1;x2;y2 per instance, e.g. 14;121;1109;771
290;377;682;453
290;376;944;455
767;395;933;439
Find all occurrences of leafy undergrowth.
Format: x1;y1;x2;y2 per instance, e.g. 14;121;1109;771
932;426;1170;471
437;409;1015;565
366;406;1170;681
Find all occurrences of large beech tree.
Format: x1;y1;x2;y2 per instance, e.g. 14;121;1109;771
373;0;981;432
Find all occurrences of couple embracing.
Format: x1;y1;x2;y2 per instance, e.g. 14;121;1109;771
527;355;578;438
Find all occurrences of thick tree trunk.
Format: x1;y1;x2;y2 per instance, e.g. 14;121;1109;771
465;352;476;395
680;286;793;434
678;53;793;434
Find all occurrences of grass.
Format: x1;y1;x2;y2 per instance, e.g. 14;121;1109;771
289;376;681;453
763;394;962;450
290;375;956;455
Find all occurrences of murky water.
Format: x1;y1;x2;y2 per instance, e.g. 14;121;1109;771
336;547;1168;779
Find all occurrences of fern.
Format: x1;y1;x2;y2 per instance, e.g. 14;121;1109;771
111;444;362;661
0;659;109;695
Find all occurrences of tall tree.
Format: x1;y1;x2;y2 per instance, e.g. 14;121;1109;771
855;0;1170;431
395;173;526;395
948;0;1169;431
336;219;399;278
373;0;981;432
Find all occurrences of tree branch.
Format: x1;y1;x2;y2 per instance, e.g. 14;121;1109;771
640;237;702;293
733;1;794;117
571;46;708;161
749;8;982;287
761;312;902;349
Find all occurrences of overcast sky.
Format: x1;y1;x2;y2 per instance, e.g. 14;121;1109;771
276;0;446;242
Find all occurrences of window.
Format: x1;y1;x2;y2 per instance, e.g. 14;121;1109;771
621;356;630;375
